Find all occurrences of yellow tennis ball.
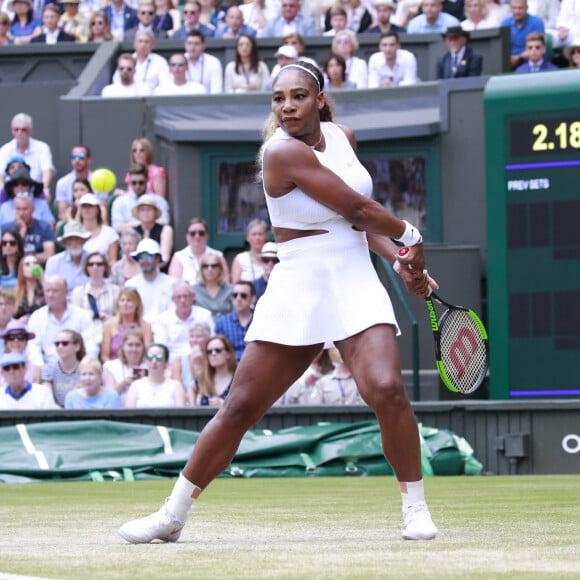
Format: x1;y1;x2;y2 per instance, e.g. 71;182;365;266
90;168;117;194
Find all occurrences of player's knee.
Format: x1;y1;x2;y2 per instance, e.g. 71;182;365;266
363;375;407;409
219;391;264;430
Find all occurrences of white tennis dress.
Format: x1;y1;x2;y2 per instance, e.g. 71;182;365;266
245;122;398;346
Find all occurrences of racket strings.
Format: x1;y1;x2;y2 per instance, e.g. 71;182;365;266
439;310;488;394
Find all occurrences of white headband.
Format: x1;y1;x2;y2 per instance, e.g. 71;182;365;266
275;64;321;92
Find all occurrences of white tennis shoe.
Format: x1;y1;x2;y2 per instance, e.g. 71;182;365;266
402;503;438;540
119;499;185;544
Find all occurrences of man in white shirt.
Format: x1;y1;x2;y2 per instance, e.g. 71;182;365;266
152;280;214;362
54;145;92;222
124;239;175;323
102;53;151;97
153;53;207;95
184;30;224;94
0;113;54;195
368;31;417;88
27;275;98;365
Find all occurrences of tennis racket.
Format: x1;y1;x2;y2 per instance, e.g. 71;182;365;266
425;291;489;395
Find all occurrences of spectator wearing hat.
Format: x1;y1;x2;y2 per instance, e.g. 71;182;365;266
436;26;483;79
253;241;278;301
77;192;120;265
184;30;223;94
125;238;175;323
1;156;32;200
0;351;57;410
44;222;90;293
55;145;93;223
27;275;97;366
31;4;76;43
564;37;580;67
365;0;406;34
132;194;173;269
1;194;56;266
0;289;17;352
0;167;54;226
261;0;318;37
407;0;459;34
368;31;417;87
515;31;558;72
263;44;298;90
0;113;55;196
0;319;42;387
58;0;91;42
8;0;42;45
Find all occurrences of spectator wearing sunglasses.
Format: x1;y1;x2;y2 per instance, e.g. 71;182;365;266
153;52;207;95
214;281;255;361
0;319;42;388
125;0;168;40
125;342;185;408
102;54;151;98
54;145;93;224
253;241;278;301
0;351;57;410
171;0;215;40
0;228;24;290
191;254;233;321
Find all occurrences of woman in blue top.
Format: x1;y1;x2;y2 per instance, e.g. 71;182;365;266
65;356;119;410
9;0;41;44
120;61;438;544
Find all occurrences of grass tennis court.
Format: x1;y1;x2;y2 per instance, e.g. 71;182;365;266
1;475;579;579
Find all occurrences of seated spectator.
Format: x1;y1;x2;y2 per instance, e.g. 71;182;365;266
125;238;174;323
184;30;224;94
30;4;76;43
324;0;372;34
527;0;560;36
191;334;236;406
56;179;104;239
564;37;580;66
111;229;142;287
132;194;173;269
192;254;233;320
263;45;299;90
406;0;459;34
253;241;278;300
112;163;170;232
2;194;56;266
436;26;483;79
317;346;363;404
368;31;417;88
153;52;207;95
1;228;24;290
0;290;16;352
214;280;255;361
0;319;42;387
198;0;227;30
555;0;580;50
9;0;42;45
153;279;214;362
45;221;90;293
323;53;358;89
124;138;167;199
231;218;268;283
125;342;185;407
103;327;148;406
77;193;119;263
0;351;56;410
13;256;45;322
41;329;86;407
171;0;215;40
279;32;319;68
171;321;211;392
515;32;558;72
102;0;138;41
125;0;168;40
364;0;406;34
154;0;181;35
331;30;368;88
461;0;503;30
0;167;54;226
59;0;91;42
501;0;545;69
240;0;280;37
168;217;229;286
87;11;115;41
323;5;349;36
102;53;151;97
65;356;119;409
224;34;270;93
0;113;54;195
262;0;318;37
101;287;153;362
70;251;121;344
55;145;93;225
215;5;256;38
1;156;33;203
27;275;97;366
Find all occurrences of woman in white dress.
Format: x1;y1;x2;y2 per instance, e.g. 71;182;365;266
230;218;268;283
77;193;119;264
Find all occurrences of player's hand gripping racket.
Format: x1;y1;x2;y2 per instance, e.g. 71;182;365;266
425;290;489;395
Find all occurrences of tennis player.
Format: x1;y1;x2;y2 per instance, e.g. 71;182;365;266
119;61;438;543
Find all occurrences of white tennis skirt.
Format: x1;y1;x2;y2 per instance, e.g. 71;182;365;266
245;224;399;346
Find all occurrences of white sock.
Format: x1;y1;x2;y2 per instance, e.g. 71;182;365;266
166;473;200;523
399;479;426;511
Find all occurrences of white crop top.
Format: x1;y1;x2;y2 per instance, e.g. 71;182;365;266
262;122;373;230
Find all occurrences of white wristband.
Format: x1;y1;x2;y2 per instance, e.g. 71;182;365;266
396;220;422;247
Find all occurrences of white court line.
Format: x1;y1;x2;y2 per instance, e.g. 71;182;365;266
16;424;49;470
0;573;54;580
156;425;173;455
